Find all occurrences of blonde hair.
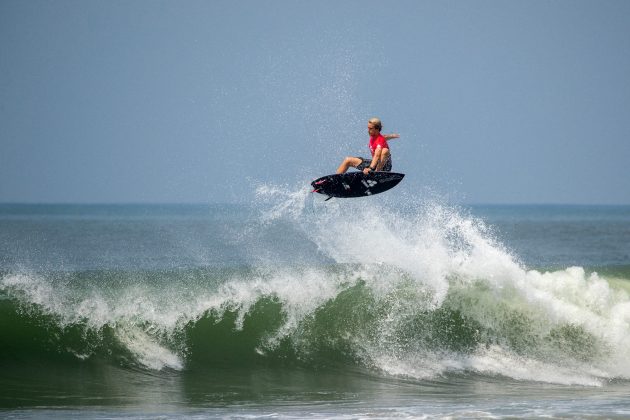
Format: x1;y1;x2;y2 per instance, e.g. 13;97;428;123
368;117;382;131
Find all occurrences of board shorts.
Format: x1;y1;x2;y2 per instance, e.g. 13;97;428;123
357;157;392;172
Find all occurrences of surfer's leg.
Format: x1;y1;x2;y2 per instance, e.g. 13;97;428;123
336;157;362;174
355;158;372;172
381;150;392;172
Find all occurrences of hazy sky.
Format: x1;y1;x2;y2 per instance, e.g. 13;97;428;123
1;0;629;204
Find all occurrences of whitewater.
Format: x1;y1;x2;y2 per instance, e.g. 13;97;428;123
1;192;630;418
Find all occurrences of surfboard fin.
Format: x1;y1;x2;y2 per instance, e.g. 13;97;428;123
325;196;333;201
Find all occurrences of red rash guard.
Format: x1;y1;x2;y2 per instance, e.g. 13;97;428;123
369;134;389;156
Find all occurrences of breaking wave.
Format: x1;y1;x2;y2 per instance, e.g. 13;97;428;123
2;187;630;387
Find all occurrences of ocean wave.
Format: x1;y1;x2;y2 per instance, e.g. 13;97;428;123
1;191;629;387
1;263;629;387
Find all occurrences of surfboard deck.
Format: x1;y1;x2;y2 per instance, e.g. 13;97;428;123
311;172;404;199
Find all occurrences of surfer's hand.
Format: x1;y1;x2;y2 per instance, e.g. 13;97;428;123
363;167;372;175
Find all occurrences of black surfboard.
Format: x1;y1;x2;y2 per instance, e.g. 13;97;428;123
311;172;405;199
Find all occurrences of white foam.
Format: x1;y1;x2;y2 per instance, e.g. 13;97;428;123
468;345;606;386
115;326;183;370
252;185;630;384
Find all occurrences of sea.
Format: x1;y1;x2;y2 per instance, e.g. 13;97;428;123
1;187;630;419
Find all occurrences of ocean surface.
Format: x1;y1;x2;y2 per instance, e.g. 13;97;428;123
1;189;630;419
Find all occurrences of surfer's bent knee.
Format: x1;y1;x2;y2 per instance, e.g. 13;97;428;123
346;157;361;167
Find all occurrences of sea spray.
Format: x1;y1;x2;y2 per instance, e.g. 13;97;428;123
252;184;630;384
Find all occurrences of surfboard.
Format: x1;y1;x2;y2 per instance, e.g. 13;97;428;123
311;172;405;199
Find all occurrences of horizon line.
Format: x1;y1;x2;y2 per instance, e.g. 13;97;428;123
1;201;630;207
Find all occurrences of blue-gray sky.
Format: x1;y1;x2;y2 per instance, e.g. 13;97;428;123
1;0;629;204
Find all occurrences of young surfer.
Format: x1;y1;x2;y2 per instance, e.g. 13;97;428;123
336;117;400;174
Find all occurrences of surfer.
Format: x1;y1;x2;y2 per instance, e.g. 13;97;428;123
336;117;400;174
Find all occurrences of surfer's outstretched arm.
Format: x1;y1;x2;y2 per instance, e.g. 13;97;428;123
383;133;400;141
